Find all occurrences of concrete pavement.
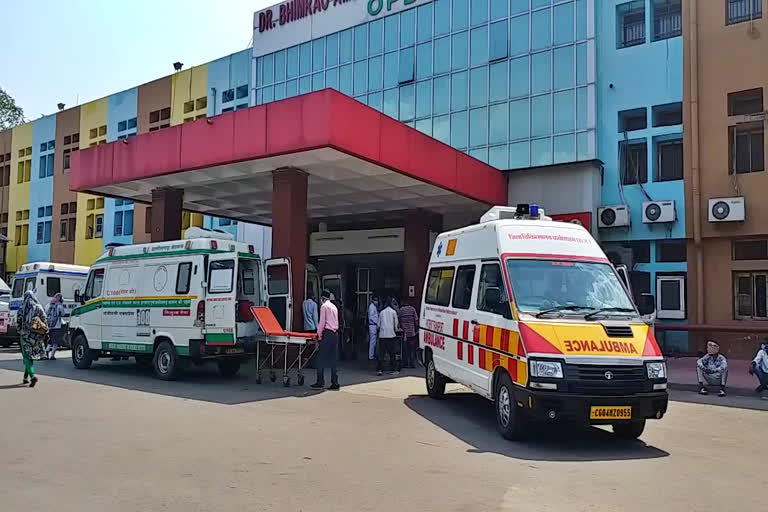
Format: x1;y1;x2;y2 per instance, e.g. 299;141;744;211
0;351;766;511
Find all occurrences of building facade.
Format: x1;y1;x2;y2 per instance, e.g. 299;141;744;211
684;0;766;355
596;0;686;350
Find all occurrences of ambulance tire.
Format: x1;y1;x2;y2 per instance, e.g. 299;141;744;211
612;420;646;440
72;334;94;370
153;341;181;381
495;373;527;441
425;354;446;399
217;358;241;378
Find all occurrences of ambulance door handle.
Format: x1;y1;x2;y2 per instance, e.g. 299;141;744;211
470;319;478;325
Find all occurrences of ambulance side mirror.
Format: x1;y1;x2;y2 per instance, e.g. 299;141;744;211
637;293;655;316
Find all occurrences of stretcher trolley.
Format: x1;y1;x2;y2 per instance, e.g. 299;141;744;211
250;306;318;387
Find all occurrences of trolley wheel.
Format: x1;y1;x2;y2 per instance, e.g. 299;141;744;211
270;372;277;383
297;375;305;386
283;376;290;387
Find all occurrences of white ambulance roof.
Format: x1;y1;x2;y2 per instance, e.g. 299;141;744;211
16;262;90;275
430;219;607;263
95;237;260;263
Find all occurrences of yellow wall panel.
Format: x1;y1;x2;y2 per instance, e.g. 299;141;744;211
6;122;33;272
171;64;209;126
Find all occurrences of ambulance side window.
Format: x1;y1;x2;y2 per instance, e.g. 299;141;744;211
176;263;192;294
425;267;455;307
47;277;61;297
478;263;512;319
451;265;476;310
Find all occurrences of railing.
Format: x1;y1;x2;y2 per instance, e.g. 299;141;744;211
728;0;762;25
654;11;682;40
620;19;645;48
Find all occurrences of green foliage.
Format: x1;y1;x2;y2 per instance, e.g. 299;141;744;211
0;87;25;130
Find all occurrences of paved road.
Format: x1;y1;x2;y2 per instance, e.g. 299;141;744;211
0;351;764;511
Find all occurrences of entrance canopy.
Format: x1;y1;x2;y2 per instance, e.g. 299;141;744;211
70;89;507;225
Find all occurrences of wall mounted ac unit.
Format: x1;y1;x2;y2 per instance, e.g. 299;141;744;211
642;200;676;224
708;197;745;222
598;205;630;228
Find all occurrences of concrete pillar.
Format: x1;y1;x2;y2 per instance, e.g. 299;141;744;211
150;188;183;242
272;169;308;331
402;211;442;307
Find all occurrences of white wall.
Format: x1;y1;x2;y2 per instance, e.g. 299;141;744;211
237;224;272;259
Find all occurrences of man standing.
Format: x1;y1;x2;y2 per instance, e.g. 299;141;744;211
748;341;768;398
302;291;318;333
377;298;400;376
398;299;419;369
696;340;728;397
368;297;380;364
311;289;339;390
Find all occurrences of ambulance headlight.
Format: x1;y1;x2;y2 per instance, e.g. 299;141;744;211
646;361;666;380
530;360;563;379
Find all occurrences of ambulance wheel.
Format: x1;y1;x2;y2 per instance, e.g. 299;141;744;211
297;375;305;386
495;372;527;441
217;358;241;378
153;341;181;381
283;376;290;387
72;334;94;369
425;354;446;399
612;420;646;440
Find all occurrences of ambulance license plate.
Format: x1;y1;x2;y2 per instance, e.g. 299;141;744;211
225;348;244;355
590;406;632;420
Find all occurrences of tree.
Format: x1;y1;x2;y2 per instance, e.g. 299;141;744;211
0;87;25;130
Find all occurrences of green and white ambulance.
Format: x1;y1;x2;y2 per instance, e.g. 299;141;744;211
69;228;292;380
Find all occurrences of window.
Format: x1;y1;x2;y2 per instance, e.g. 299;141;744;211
425;267;455;306
452;265;476;309
656;138;683;181
657;275;685;319
195;97;207;111
478;263;512;319
114;211;123;236
618;108;647;132
95;214;103;238
36;222;44;244
118;120;127;132
68;217;76;241
86;214;94;239
657;240;687;262
617;1;645;48
11;278;24;298
176;262;192;294
209;260;235;293
236;85;249;99
60;220;68;241
734;240;768;260
653;0;681;40
729;122;764;174
728;88;763;116
183;100;194;114
727;0;762;25
85;268;105;300
145;207;152;234
652;102;682;126
734;272;768;319
620;140;648;184
46;276;61;298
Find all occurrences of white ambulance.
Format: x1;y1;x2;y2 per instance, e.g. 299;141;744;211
420;205;667;441
7;262;89;346
68;228;292;380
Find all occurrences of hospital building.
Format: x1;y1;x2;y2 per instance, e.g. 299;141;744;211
0;0;696;347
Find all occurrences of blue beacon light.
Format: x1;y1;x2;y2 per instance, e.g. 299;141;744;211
529;204;539;218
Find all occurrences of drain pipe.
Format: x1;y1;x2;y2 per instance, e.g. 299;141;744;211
689;0;704;324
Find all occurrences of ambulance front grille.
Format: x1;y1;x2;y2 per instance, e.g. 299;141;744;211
564;364;647;395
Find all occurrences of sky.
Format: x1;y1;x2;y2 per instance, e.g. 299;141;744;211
1;0;274;120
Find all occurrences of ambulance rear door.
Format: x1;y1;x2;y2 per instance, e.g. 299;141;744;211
205;253;238;345
265;258;292;329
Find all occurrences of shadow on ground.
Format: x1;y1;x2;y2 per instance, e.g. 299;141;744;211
0;350;416;405
404;392;670;462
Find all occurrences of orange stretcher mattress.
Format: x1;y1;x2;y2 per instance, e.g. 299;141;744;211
250;306;317;340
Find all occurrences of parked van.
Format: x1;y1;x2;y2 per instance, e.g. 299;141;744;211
68;228;289;380
5;263;89;346
420;205;667;441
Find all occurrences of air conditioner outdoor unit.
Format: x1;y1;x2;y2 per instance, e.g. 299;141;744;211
598;205;630;228
642;200;676;224
708;197;745;222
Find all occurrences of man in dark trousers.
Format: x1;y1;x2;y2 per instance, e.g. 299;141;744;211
311;289;340;390
398;298;419;369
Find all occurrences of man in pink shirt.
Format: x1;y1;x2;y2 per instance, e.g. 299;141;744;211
311;289;340;390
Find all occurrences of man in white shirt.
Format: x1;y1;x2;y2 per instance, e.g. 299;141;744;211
376;298;400;376
749;342;768;398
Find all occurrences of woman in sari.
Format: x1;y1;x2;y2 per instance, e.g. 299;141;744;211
17;290;48;387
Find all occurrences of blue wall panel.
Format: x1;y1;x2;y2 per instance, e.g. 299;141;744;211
104;88;138;247
28;114;56;263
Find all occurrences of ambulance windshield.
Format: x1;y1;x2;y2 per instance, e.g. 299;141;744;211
505;259;636;317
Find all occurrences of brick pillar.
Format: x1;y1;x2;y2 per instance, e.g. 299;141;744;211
272;169;308;331
150;188;183;242
403;211;441;307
